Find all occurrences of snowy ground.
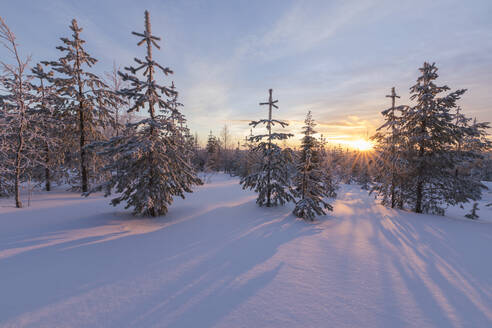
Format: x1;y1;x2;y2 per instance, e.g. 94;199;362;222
1;174;491;328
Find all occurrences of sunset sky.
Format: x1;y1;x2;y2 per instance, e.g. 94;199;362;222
2;0;492;148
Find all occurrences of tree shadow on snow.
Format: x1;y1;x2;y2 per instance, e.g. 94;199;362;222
117;202;323;328
0;193;322;327
369;208;492;327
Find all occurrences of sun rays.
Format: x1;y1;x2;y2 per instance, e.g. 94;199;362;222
348;139;374;151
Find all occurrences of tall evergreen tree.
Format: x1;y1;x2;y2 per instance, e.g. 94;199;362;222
88;10;202;217
317;134;338;198
205;130;221;171
371;87;406;208
31;63;65;191
395;62;490;214
293;111;334;220
235;131;257;178
240;89;294;207
43;19;120;192
168;81;196;169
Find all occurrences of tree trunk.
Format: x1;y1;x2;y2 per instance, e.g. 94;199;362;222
267;141;271;207
73;27;88;193
45;143;51;191
79;109;88;193
390;174;396;208
415;110;427;214
15;129;24;208
266;89;273;207
145;10;156;217
415;143;425;213
415;180;423;213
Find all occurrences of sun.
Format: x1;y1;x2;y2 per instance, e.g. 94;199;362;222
350;139;374;151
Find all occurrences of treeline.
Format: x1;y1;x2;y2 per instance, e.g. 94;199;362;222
1;13;491;220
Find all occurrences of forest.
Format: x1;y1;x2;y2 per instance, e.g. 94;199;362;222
1;12;490;220
1;5;492;328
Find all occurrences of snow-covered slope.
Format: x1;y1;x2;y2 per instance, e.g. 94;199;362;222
1;174;491;327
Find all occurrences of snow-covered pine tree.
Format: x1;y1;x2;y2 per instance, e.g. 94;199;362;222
30;63;65;191
450;112;491;206
371;87;407;208
399;62;490;214
205;130;221;171
234;131;255;178
172;82;200;174
325;144;344;185
189;131;205;171
240;89;294;207
229;141;242;176
317;134;338;198
0;17;42;207
293;111;334;220
88;10;202;217
169;81;183;129
168;81;195;168
206;130;218;153
43;19;120;192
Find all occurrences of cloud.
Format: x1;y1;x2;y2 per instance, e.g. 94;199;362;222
11;0;489;144
234;0;379;61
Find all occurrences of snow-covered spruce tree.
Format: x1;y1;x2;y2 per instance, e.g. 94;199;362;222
235;130;257;178
30;63;66;191
293;111;334;220
228;141;245;177
220;124;236;174
240;89;294;207
169;81;183;130
189;131;205;171
0;17;42;207
168;81;196;168
400;62;490;214
88;10;202;217
450;112;491;206
324;144;345;186
317;134;338;198
205;130;221;171
43;19;120;192
371;87;407;208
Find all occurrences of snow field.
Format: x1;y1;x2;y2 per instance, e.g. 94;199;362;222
0;174;491;327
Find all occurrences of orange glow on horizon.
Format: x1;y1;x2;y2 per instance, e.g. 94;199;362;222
337;139;374;151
